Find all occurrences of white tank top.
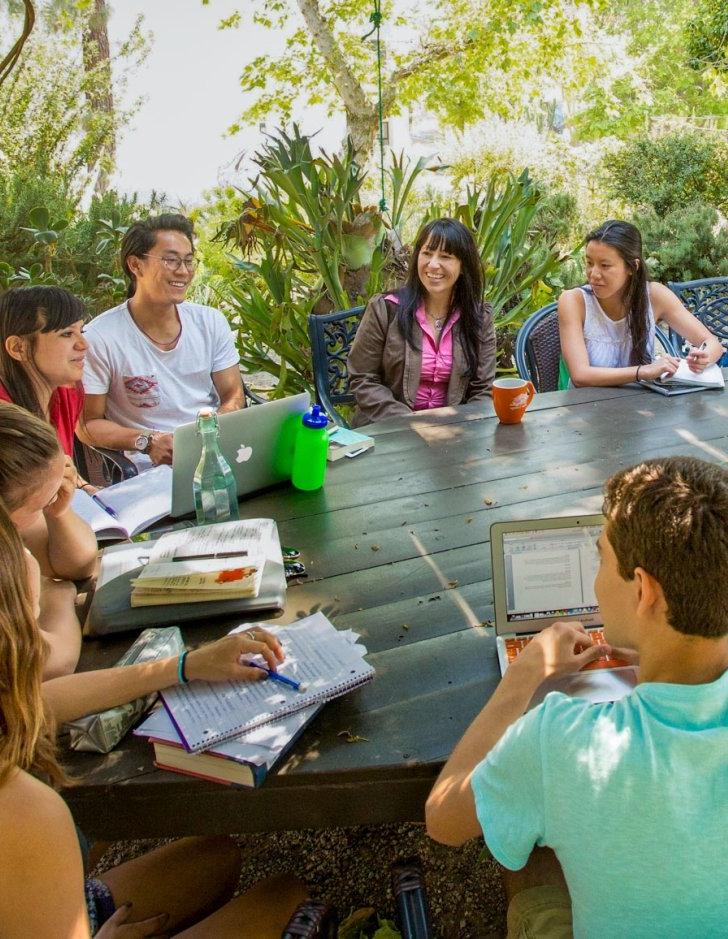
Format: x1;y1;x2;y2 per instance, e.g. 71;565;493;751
580;285;655;368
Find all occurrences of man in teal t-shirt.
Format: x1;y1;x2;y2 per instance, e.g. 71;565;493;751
426;456;728;938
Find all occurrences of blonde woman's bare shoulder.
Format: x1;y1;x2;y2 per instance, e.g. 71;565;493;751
0;768;75;845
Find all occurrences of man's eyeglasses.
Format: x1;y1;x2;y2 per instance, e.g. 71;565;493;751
142;254;198;273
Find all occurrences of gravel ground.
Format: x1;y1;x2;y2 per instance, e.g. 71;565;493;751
94;824;507;936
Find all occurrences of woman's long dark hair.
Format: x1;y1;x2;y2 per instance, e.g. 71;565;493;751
586;220;650;366
0;286;87;420
394;218;485;378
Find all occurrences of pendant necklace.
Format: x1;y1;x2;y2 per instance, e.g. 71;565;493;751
129;302;182;348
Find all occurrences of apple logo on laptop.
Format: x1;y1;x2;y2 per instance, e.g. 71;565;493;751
236;443;253;463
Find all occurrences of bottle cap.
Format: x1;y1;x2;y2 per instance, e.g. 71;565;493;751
302;404;328;429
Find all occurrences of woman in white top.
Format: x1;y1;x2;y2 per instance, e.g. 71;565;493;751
559;220;723;386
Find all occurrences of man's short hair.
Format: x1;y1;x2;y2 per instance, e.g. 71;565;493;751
603;457;728;638
120;213;195;297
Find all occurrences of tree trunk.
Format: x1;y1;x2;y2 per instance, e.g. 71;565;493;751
345;105;380;161
82;0;115;194
295;0;378;160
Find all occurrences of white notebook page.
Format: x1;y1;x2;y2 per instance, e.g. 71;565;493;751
161;613;373;751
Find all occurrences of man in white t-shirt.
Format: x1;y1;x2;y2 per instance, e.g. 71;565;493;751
79;213;244;468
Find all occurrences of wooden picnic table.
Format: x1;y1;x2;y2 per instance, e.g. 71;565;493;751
62;381;728;840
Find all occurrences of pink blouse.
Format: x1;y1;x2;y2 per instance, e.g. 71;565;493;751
384;294;460;411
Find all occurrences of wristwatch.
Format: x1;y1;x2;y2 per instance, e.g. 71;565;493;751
133;432;154;454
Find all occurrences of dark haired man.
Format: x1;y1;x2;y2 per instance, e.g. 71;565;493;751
79;214;244;468
426;456;728;937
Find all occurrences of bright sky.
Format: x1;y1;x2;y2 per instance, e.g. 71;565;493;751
109;1;343;205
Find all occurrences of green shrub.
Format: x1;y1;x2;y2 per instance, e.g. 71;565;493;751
635;202;728;282
601;132;728;215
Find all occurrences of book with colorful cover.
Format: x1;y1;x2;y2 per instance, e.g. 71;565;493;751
135;701;320;788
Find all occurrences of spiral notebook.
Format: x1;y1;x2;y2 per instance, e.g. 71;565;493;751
160;612;374;752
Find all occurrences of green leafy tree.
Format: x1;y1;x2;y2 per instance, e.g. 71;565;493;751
637;202;728;283
572;0;728;142
206;0;605;160
600;131;728;215
686;0;728;72
0;9;147;200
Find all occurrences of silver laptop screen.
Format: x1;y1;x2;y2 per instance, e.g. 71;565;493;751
503;525;601;622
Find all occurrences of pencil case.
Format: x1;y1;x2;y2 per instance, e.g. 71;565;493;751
66;626;185;754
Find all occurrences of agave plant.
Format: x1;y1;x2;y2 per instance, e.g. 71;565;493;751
426;169;567;327
213;129;435;395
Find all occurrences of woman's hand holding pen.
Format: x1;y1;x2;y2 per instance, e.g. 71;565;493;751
687;340;709;373
185;627;284;683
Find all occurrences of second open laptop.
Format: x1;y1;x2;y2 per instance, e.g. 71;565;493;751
170;392;310;518
490;514;636;701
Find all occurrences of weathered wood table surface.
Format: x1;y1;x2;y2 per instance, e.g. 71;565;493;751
62;382;728;840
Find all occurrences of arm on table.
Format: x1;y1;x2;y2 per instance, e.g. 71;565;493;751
212;363;245;414
650;282;724;371
80;394;173;466
426;622;608;846
42;629;285;724
558;290;677;386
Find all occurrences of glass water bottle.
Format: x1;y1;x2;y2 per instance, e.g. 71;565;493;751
193;408;239;524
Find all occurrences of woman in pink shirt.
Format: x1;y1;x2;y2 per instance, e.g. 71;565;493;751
348;218;496;426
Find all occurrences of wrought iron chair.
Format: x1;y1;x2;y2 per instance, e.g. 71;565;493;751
515;301;679;391
667;277;728;365
308;306;365;427
74;438;138;488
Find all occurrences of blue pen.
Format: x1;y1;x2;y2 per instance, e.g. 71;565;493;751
247;661;304;691
90;493;119;520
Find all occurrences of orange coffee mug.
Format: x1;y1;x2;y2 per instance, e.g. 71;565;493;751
492;377;535;424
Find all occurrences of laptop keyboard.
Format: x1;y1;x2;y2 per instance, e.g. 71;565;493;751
504;629;631;670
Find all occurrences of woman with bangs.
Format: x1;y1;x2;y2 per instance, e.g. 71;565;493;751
348;217;497;427
0;285;89;459
0;502;306;937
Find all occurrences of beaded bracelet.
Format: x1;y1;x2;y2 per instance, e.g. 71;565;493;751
177;650;189;684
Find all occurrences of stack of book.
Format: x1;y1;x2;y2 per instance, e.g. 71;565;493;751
129;518;277;607
134;612;374;787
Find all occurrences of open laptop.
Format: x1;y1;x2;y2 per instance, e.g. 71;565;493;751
170;392;310;518
490;514;637;702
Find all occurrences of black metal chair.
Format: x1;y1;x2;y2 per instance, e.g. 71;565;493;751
308;306;365;427
515;301;679;391
74;438;138;488
667;277;728;365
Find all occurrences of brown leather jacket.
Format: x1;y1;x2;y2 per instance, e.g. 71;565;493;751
347;293;497;427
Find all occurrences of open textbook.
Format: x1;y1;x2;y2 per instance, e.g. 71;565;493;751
130;519;278;606
72;465;173;540
161;612;374;752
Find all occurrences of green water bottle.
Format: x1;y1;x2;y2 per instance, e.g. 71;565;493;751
193;408;240;524
291;404;329;491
